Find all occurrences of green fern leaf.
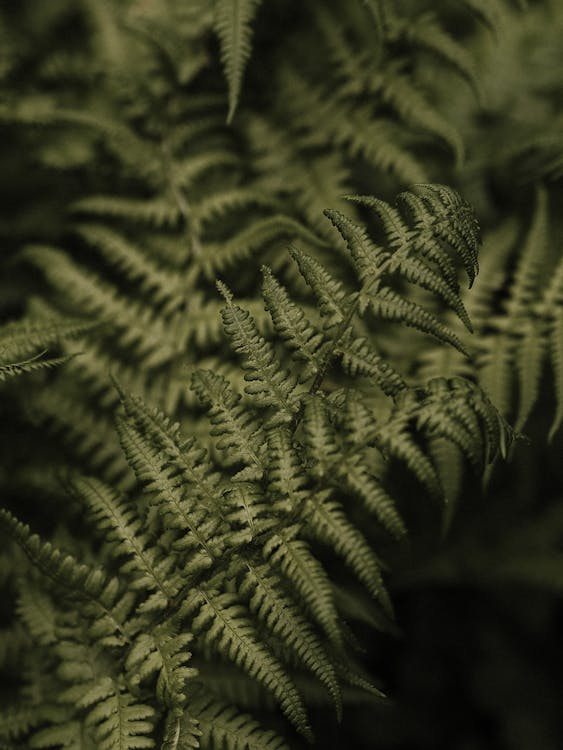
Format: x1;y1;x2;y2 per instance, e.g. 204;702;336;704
288;247;351;328
218;283;299;424
261;266;327;379
161;711;201;750
202;216;325;278
114;417;224;566
84;688;155;750
548;307;563;441
68;475;178;609
191;693;290;750
514;321;545;432
396;13;481;100
214;0;263;123
16;581;57;646
191;369;265;479
30;718;96;749
507;186;548;315
181;589;312;738
368;287;468;355
305;493;391;612
239;562;342;715
263;529;341;648
115;388;225;517
334;333;407;396
126;627;197;711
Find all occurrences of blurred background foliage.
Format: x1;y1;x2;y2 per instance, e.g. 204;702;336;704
1;0;562;748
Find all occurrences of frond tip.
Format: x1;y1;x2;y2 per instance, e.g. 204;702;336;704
215;0;263;123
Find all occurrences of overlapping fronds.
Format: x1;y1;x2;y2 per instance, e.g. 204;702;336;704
3;1;559;748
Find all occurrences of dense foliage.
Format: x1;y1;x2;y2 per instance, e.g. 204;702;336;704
1;1;562;748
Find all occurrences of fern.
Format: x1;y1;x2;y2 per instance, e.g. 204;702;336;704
1;2;561;748
0;182;514;747
214;0;263;123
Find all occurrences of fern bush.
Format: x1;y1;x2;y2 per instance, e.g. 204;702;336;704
1;1;562;748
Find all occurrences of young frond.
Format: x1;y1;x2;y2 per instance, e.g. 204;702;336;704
115;387;226;516
261;266;327;379
288;247;351;329
114;416;224;566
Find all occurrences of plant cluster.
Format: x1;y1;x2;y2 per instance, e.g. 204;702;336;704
0;1;562;749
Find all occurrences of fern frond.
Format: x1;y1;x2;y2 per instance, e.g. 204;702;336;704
548;305;563;441
263;530;341;649
0;706;47;742
218;283;299;424
288;247;351;328
191;693;290;750
83;686;155;750
126;627;197;712
29;717;96;749
160;711;201;750
181;589;312;739
72;223;186;313
0;510;132;647
22;245;181;368
214;0;263;123
71;196;180;228
191;369;265;479
16;581;58;647
114;417;224;567
26;387;128;483
201;216;325;278
279;68;427;184
393;13;481;100
506;186;548;316
246;116;354;236
266;428;308;512
0;316;95;382
0;510;106;601
514;320;544;432
304;493;390;611
376;72;465;165
334;333;407;396
239;562;342;716
0;353;70;382
68;475;179;609
261;266;327;380
115;388;226;517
